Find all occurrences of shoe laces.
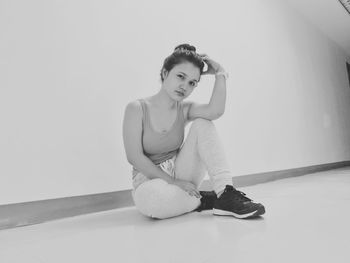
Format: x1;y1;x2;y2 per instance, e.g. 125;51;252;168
224;186;252;203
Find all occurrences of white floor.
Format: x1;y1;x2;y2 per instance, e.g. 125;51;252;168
1;168;350;263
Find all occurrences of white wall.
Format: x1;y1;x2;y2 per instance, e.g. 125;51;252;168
1;0;350;205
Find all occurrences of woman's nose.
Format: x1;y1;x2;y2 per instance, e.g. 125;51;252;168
179;85;186;92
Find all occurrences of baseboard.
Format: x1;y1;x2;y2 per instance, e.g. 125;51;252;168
1;161;349;230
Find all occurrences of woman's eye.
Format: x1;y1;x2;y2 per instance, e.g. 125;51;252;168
177;75;184;79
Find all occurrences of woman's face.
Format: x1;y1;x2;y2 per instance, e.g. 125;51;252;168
162;62;201;101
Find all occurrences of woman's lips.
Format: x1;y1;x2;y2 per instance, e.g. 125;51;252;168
175;91;184;97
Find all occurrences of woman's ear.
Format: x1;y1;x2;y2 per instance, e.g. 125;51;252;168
162;69;168;80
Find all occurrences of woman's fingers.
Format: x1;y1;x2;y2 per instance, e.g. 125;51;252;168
188;189;201;198
199;53;210;63
177;180;201;198
188;191;200;198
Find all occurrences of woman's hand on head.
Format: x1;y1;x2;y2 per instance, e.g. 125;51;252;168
199;54;224;75
172;179;201;198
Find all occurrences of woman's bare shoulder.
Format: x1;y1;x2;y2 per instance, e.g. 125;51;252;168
124;99;143;118
126;98;144;109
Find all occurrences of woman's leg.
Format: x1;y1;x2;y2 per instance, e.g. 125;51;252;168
175;119;266;218
175;118;233;195
132;118;233;219
132;178;201;219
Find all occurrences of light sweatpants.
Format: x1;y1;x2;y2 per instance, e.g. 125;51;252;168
132;118;233;219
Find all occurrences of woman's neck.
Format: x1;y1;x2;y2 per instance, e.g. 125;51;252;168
148;89;177;110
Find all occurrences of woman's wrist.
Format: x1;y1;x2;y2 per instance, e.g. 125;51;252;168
215;66;225;74
215;67;229;79
166;175;176;184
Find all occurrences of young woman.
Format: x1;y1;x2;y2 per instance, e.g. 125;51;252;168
122;44;265;219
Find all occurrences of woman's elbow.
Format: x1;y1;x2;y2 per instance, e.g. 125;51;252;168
211;110;224;120
126;152;144;166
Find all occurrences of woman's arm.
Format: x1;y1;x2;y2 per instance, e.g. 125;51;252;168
184;56;227;122
123;101;201;197
208;74;226;116
122;101;175;183
201;55;227;116
130;154;175;184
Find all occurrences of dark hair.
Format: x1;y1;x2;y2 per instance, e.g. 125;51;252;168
160;44;205;82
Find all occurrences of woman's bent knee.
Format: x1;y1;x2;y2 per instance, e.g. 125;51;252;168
192;118;213;127
133;179;200;219
191;118;215;133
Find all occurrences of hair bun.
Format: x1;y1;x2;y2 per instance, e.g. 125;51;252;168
174;44;196;53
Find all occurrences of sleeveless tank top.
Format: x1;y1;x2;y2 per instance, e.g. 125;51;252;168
132;98;185;175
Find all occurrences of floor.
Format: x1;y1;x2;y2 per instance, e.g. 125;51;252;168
1;167;350;263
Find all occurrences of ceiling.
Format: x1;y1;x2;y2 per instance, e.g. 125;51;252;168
285;0;350;56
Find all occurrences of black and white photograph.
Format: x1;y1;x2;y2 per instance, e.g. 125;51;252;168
1;0;350;262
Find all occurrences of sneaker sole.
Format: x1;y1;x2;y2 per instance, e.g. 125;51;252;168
213;206;265;219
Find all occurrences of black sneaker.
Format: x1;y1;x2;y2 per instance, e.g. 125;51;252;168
195;191;218;212
213;185;265;219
